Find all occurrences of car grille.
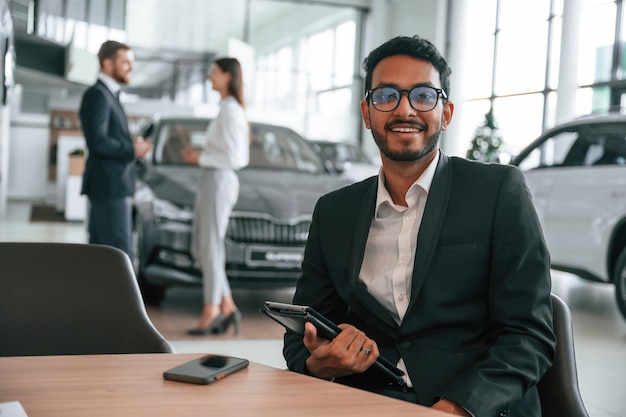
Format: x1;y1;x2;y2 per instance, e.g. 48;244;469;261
227;217;310;244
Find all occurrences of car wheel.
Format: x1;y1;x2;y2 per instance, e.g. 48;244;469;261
614;247;626;321
132;216;165;306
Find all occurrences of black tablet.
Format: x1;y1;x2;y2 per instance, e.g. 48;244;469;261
260;300;405;386
261;300;341;339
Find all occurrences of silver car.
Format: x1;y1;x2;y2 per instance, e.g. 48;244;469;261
512;112;626;320
132;117;351;304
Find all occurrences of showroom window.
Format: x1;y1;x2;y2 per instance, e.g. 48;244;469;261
461;0;626;156
251;16;360;141
460;0;563;156
24;0;127;48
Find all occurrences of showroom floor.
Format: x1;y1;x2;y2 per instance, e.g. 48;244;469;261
2;200;625;417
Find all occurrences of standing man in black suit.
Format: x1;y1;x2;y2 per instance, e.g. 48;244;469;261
79;40;152;258
283;35;556;416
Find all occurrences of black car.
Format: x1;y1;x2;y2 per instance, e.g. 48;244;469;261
133;117;351;303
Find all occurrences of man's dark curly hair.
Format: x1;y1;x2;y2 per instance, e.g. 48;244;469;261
362;35;452;100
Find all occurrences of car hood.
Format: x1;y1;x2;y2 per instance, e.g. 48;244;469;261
144;166;351;220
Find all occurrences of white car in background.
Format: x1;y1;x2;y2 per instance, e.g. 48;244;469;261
512;112;626;320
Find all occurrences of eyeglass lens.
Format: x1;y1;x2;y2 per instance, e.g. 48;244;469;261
370;86;441;112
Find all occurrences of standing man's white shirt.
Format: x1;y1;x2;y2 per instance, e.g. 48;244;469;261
199;96;249;170
98;73;121;97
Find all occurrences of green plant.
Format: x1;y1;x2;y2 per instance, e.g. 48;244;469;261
466;110;503;163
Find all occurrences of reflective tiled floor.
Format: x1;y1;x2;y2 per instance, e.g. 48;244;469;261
2;201;625;416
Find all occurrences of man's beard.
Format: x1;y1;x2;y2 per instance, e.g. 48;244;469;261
371;121;441;162
112;69;129;85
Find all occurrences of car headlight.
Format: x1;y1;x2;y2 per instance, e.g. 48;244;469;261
152;197;193;223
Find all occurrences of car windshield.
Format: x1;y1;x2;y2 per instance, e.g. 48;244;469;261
318;143;372;164
153;119;325;174
516;122;626;170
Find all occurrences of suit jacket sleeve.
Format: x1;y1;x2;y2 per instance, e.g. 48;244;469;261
283;196;349;374
79;86;135;162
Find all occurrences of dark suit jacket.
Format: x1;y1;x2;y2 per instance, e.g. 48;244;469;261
79;80;136;200
284;152;556;417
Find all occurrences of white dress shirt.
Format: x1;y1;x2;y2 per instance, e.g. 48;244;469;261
98;73;121;97
359;149;439;385
198;96;249;170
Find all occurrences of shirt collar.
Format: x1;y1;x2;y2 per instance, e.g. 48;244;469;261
98;73;121;96
375;149;440;213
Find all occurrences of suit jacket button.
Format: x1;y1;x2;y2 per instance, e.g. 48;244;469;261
398;341;411;350
499;410;509;416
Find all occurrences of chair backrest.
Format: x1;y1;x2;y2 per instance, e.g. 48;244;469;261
0;242;173;356
537;294;589;417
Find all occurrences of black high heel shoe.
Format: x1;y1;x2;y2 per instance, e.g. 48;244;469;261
217;310;241;335
187;313;224;335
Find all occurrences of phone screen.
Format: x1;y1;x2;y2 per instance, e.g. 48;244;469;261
163;354;249;385
201;355;228;368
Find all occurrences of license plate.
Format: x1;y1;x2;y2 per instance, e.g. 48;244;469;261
245;247;304;267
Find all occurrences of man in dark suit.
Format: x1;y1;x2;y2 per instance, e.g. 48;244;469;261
79;40;151;258
283;35;556;417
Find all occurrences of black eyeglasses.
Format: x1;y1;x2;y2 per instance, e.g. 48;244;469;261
365;86;447;112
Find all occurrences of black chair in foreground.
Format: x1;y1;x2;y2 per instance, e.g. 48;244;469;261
537;293;590;417
0;242;173;356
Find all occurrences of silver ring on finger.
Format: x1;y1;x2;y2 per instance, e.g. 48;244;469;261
359;347;371;356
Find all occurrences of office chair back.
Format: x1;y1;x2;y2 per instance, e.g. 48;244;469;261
0;242;173;356
537;294;590;417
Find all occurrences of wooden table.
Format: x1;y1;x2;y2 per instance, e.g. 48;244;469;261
0;353;452;416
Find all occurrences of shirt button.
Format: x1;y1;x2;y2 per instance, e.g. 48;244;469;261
405;215;413;221
401;256;408;261
397;295;404;302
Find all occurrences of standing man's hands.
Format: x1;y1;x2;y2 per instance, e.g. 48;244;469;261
134;136;152;158
303;322;379;380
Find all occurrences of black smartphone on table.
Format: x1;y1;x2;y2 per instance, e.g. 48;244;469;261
163;354;249;385
260;300;405;386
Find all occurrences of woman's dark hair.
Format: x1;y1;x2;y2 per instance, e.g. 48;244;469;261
97;40;131;67
214;57;245;107
362;35;452;99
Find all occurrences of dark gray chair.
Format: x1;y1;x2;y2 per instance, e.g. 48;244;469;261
0;242;173;356
537;294;590;417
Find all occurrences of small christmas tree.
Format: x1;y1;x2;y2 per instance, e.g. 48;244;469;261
466;109;504;163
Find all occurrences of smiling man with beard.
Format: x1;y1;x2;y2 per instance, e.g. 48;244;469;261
283;35;556;417
79;40;152;258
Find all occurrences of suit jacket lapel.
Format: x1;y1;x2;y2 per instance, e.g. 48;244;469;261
407;152;452;311
348;179;376;283
96;80;130;137
348;178;400;332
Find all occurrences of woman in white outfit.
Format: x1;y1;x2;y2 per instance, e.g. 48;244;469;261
182;58;249;335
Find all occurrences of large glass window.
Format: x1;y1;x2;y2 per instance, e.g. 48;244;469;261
461;0;559;157
334;21;356;86
462;34;495;99
578;1;617;85
462;0;496;99
248;3;361;141
493;93;545;155
494;24;549;95
32;0;127;47
308;30;334;92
